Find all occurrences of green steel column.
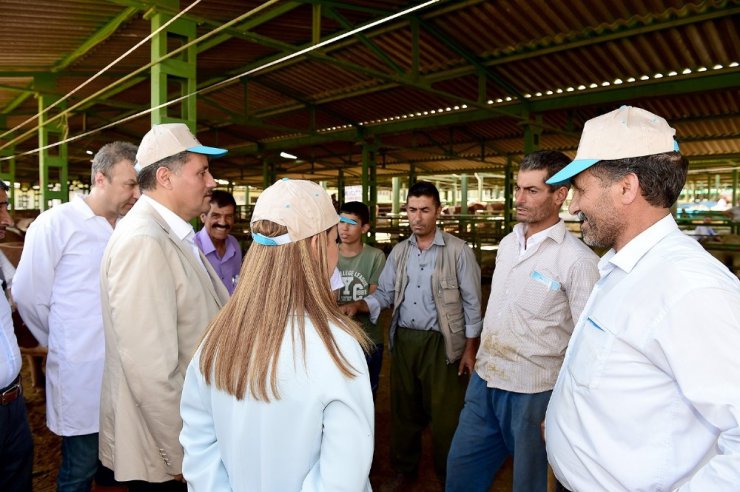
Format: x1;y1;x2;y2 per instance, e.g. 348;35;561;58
337;168;345;205
392;176;400;214
409;163;416;186
523;114;543;154
35;74;68;210
461;173;469;214
0;116;16;207
733;169;738;207
504;156;513;233
262;157;275;189
361;142;377;240
150;0;197;131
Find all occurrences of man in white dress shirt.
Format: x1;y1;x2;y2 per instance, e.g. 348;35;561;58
98;124;229;490
13;142;139;491
544;105;740;491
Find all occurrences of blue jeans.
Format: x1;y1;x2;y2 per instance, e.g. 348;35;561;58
57;433;99;492
446;373;551;492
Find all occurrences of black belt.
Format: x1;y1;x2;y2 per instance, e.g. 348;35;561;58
0;373;22;406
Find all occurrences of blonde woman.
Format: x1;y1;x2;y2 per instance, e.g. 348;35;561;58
179;179;374;491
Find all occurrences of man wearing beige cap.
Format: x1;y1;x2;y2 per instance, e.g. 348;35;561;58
544;106;740;491
98;124;230;490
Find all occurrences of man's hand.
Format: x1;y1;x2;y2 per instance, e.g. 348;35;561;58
458;337;479;376
339;302;359;317
339;300;368;317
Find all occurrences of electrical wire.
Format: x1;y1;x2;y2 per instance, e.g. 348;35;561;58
0;0;440;163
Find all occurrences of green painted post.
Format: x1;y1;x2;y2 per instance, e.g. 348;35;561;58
392;176;400;215
337;168;345;205
504;156;513;234
150;0;197;131
461;174;469;214
0;116;16;207
35;74;68;210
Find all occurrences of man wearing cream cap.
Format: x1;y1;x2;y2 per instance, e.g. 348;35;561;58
98;124;230;490
544;106;740;491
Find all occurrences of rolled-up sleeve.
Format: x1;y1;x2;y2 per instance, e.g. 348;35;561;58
364;252;397;324
456;244;482;338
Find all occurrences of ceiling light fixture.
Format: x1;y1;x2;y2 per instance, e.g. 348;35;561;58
279;151;297;159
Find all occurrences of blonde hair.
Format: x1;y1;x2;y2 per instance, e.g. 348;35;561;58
199;220;372;401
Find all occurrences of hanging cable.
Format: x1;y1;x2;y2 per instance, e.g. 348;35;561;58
0;0;282;151
0;0;440;162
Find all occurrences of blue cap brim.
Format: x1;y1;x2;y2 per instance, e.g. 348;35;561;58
187;145;228;157
546;158;599;185
339;216;357;225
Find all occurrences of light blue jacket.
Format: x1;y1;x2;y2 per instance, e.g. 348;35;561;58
180;316;374;491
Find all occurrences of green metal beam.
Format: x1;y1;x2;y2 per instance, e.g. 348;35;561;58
150;1;197;130
230;70;738;155
324;6;405;76
52;7;140;73
35;74;69;209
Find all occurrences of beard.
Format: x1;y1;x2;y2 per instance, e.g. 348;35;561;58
579;210;622;249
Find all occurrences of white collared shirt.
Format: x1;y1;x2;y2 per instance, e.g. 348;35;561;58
546;214;740;491
13;196;114;435
0;294;19;388
140;195;206;272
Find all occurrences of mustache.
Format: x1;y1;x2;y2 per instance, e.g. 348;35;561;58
212;224;231;230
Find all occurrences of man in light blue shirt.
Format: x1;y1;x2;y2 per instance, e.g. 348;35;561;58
0;180;33;492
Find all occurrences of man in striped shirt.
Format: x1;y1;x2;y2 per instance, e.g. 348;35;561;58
446;150;599;492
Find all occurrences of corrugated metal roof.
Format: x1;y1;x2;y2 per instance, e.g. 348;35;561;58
0;0;737;188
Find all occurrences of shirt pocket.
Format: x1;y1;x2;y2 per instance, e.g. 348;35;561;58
514;269;565;320
567;314;613;389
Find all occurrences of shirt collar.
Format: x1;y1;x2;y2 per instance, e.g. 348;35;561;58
72;195;98;220
195;228;216;255
607;213;677;274
409;227;445;247
514;219;565;248
141;194;194;241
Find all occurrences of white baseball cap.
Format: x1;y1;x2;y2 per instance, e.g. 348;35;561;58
135;123;227;170
547;105;679;184
250;178;354;246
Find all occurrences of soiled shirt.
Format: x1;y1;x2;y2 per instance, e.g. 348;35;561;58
546;214;740;491
476;220;599;393
13;196;113;436
194;229;242;295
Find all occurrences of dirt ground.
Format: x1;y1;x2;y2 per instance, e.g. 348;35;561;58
23;285;514;491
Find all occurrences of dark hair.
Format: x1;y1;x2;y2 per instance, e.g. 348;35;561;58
519;150;571;191
0;181;8;192
137;151;189;191
210;190;237;210
407;180;441;207
91;141;138;186
339;201;370;225
589;151;688;208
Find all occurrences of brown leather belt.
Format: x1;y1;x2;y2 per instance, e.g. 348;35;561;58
0;374;22;406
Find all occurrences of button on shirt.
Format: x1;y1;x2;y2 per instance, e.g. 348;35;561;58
476;221;599;393
194;228;242;294
13;196;114;435
366;229;482;337
0;294;19;388
545;214;740;491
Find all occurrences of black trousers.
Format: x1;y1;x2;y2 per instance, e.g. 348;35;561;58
126;479;188;491
0;387;33;492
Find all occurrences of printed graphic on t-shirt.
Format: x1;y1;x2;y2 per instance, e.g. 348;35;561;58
340;270;369;302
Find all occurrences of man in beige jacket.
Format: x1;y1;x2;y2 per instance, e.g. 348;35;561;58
99;124;230;490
